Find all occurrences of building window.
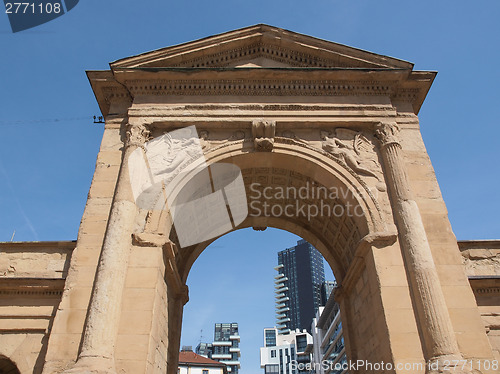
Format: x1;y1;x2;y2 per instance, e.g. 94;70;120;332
203;370;208;374
265;364;279;374
265;329;277;347
296;335;307;352
271;350;276;358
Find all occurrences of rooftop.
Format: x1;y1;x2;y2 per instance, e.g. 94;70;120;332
178;351;227;367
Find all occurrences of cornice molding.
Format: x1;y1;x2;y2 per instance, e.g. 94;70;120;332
0;240;76;250
476;287;500;294
169;42;379;69
123;78;396;97
0;278;65;297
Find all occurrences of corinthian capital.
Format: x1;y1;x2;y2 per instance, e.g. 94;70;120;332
126;124;151;147
375;122;400;147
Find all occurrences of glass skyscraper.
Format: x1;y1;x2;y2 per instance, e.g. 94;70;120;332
275;240;325;334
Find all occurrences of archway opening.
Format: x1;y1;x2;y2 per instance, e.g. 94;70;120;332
180;228;338;374
158;142;390;373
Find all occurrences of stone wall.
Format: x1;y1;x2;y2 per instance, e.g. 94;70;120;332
460;240;500;361
0;241;74;374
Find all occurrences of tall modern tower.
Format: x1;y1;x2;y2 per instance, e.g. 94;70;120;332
275;240;325;334
211;323;241;374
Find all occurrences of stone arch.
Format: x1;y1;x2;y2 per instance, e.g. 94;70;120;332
166;139;389;285
0;355;20;374
42;25;496;374
152;138;397;373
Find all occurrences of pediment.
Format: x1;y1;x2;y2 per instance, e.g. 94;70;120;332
111;24;413;70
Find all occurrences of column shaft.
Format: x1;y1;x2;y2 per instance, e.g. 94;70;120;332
376;123;461;363
68;124;149;373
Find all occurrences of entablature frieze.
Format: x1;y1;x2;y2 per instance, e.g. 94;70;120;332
126;116;398;134
125;101;400;127
89;68;433;118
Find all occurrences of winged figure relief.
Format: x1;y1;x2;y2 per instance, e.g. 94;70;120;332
321;128;381;180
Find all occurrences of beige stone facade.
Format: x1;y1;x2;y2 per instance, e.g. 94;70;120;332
0;25;498;374
0;241;75;374
460;240;500;362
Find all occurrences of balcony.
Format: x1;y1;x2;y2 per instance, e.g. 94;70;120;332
229;335;240;341
274;287;289;293
213;341;232;346
221;361;241;367
277;327;291;334
275;296;289;302
212;354;232;359
276;318;291;326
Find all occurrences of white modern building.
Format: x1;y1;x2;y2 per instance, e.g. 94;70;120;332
310;288;347;374
260;327;314;374
178;351;227;374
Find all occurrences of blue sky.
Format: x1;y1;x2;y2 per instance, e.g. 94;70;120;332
1;1;499;373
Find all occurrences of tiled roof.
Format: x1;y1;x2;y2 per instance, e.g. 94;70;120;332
178;351;226;367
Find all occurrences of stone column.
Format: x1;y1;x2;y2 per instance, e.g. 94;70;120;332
66;124;150;374
375;122;466;371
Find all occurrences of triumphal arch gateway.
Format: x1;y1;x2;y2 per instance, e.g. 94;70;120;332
1;25;499;374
